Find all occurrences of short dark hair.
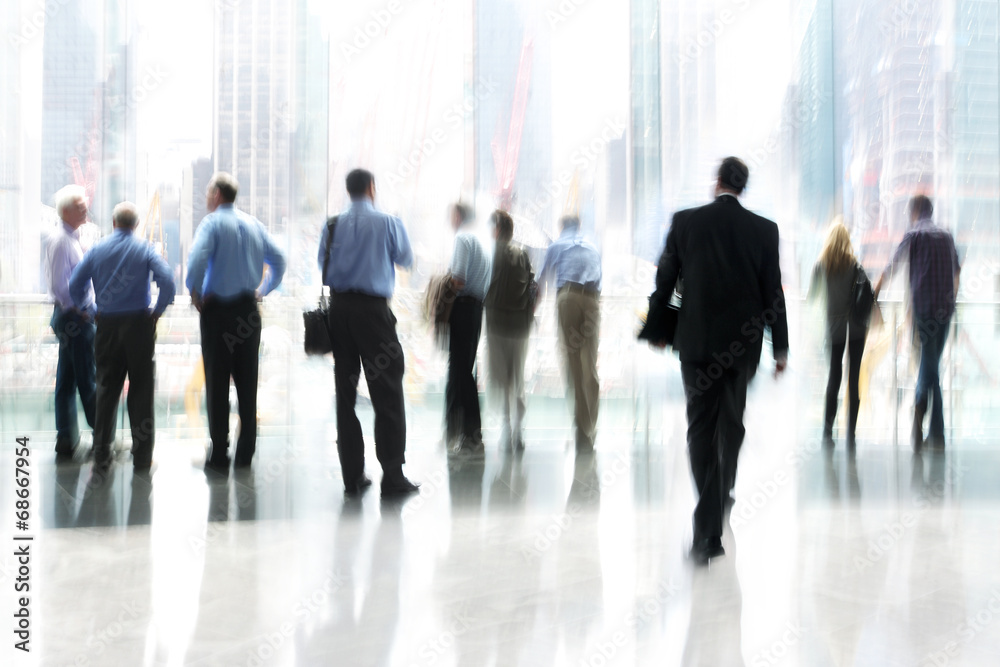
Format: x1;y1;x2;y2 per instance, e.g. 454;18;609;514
491;209;514;242
560;215;580;231
909;194;933;220
346;169;374;198
453;202;473;225
209;172;239;203
717;157;749;194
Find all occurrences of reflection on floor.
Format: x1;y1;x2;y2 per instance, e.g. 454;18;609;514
3;384;1000;667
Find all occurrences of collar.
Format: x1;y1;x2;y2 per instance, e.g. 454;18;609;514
349;198;375;213
60;220;80;238
113;227;134;236
716;192;740;201
218;203;235;210
913;217;935;229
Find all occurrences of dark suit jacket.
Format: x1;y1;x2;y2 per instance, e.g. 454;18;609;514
656;194;789;371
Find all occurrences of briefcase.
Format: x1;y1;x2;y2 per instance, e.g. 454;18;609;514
637;289;680;347
303;294;331;355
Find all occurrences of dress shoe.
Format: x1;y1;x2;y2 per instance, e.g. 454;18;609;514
344;475;373;496
912;405;925;453
381;475;420;497
233;457;253;470
204;456;231;475
927;434;946;451
690;537;725;566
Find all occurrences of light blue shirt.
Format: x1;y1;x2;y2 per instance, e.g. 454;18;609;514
538;225;602;292
70;228;176;316
318;198;413;299
186;204;286;300
450;228;490;302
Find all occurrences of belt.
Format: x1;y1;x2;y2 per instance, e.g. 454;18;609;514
559;282;599;296
454;295;482;305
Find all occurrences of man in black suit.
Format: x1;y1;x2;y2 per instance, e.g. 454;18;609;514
655;157;789;565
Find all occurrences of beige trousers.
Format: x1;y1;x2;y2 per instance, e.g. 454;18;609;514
556;288;601;450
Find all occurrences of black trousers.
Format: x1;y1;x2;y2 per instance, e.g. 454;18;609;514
328;293;407;485
200;294;261;464
93;312;156;467
681;362;753;541
824;335;866;438
51;306;97;452
446;297;483;443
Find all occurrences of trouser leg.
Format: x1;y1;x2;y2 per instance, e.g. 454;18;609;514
447;299;482;442
718;367;750;494
53;308;80;451
230;301;261;463
124;315;156;467
93;318;126;464
200;304;233;460
681;362;725;541
355;300;407;476
824;337;846;436
916;315;950;438
846;334;866;439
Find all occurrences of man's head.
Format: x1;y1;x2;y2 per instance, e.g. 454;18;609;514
206;172;239;212
908;194;933;224
715;156;749;196
560;215;580;233
112;201;139;231
54;185;88;228
491;209;514;242
451;202;473;232
346;169;375;201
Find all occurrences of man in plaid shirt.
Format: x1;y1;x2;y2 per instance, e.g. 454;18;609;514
875;195;961;451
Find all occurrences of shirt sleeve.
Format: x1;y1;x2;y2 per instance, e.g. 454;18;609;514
149;248;176;316
391;218;414;269
186;219;215;296
450;235;469;281
537;245;554;285
882;231;913;283
317;223;330;281
259;226;286;296
68;250;93;312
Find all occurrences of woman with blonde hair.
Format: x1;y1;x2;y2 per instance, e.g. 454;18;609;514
810;218;872;449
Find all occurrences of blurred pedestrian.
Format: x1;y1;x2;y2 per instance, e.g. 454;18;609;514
186;172;286;473
69;202;175;472
484;210;534;451
808;220;870;450
538;215;602;453
874;195;960;451
319;169;419;496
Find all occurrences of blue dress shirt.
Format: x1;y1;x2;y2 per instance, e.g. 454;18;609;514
186;204;286;300
318;199;413;299
70;228;176;316
538;226;603;292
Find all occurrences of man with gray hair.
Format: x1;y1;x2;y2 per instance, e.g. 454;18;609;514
46;184;97;461
70;201;175;472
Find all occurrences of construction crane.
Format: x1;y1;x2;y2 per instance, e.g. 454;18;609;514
492;33;534;211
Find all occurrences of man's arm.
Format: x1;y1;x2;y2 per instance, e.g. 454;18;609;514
259;228;286;297
186;219;215;307
317;223;330;278
874;232;912;297
51;239;78;310
763;223;789;374
655;216;681;295
390;218;414;269
67;251;93;314
450;234;468;289
148;249;176;319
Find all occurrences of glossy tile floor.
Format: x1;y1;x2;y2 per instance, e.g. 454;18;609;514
3;373;1000;667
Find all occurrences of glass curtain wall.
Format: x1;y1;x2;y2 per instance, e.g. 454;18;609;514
1;0;997;443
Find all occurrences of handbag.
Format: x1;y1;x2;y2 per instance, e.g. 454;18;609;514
638;288;680;346
850;263;875;329
303;216;338;355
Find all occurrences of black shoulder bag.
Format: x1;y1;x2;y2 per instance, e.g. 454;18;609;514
850;262;875;329
304;216;338;355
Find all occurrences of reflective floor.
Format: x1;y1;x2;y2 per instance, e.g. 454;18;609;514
3;371;1000;666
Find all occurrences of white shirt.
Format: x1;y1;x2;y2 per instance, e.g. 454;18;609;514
45;221;94;310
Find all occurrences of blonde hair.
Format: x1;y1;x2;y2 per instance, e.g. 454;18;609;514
818;218;857;273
